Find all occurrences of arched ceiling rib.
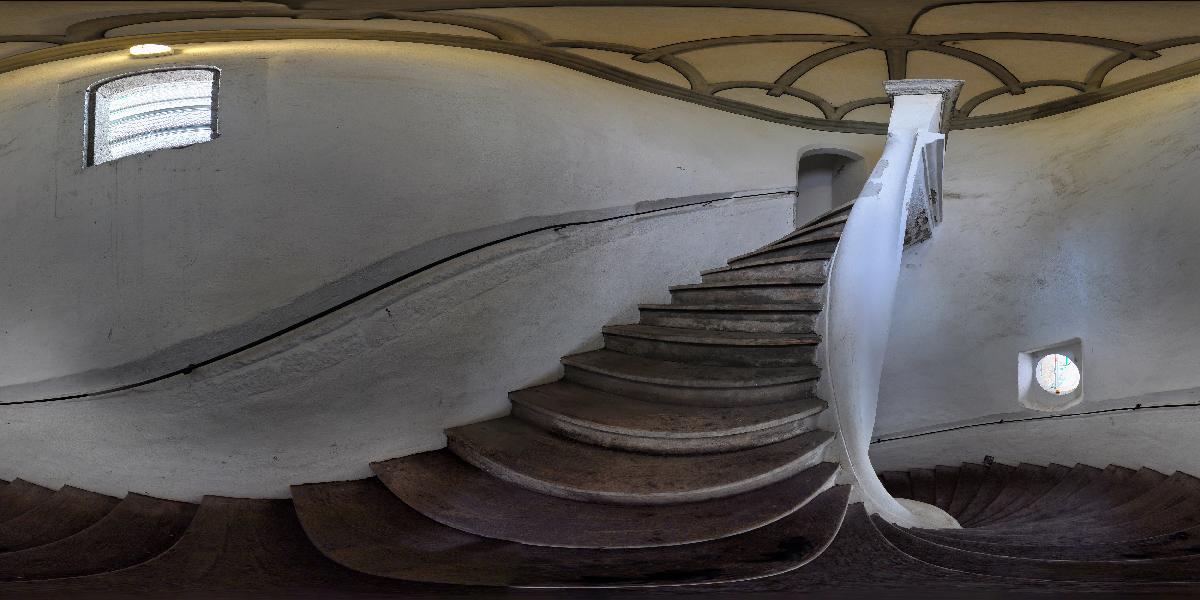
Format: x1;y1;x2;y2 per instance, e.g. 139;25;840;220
2;1;1200;133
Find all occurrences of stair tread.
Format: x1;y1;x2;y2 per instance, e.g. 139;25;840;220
1;496;429;594
968;463;1044;525
511;381;825;438
767;215;849;247
0;493;197;581
945;463;988;518
728;233;841;263
373;450;838;548
0;480;55;523
0;486;119;552
877;516;1200;583
700;254;833;276
956;463;1016;525
290;477;849;587
933;466;959;511
639;302;822;312
562;349;819;387
446;417;835;504
910;520;1200;562
909;469;937;506
972;463;1064;526
801;200;855;227
603;324;820;346
670;278;824;291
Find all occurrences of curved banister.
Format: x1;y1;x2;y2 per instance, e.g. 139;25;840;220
819;80;963;528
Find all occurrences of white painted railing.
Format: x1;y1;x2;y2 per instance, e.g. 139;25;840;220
819;80;962;528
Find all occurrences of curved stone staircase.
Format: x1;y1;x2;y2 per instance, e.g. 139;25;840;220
0;204;857;594
3;200;1200;593
870;461;1200;589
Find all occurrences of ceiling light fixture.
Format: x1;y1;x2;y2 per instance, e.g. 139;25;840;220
128;44;174;58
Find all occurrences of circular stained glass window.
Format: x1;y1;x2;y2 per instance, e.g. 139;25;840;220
1035;353;1080;395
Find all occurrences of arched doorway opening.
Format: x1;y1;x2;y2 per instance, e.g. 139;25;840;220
795;148;868;226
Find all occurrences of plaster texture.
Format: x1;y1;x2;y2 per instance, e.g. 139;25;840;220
0;39;882;403
874;74;1200;472
0;192;798;500
871;395;1200;477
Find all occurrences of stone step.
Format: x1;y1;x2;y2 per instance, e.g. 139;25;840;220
700;254;832;284
727;235;840;267
290;476;849;587
968;464;1118;530
974;463;1132;530
0;493;196;582
958;469;1185;540
0;486;118;552
955;463;1016;526
946;462;989;518
509;381;825;454
963;463;1045;526
669;279;824;305
766;214;849;248
601;324;819;368
909;519;1200;562
977;463;1102;528
0;480;54;523
876;516;1200;583
785;201;855;240
5;496;422;594
372;449;838;548
561;349;819;406
638;302;821;334
934;465;959;512
970;463;1068;526
756;220;846;254
445;417;835;505
908;468;937;507
880;470;912;499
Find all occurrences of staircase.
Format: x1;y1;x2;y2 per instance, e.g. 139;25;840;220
867;461;1200;589
0;203;856;593
5;202;1200;593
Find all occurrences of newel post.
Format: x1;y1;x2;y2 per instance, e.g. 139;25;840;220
883;79;962;246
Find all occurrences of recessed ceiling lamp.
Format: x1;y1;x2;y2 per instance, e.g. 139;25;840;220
128;44;174;58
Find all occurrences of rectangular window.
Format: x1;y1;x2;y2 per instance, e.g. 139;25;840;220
87;67;219;166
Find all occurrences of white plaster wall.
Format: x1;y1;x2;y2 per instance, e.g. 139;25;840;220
874;74;1200;469
871;399;1200;475
0;39;882;402
0;193;798;500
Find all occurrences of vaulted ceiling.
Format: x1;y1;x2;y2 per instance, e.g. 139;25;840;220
3;1;1199;133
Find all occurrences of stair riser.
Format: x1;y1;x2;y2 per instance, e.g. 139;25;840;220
511;403;818;455
638;310;817;334
603;335;816;368
729;241;839;267
768;222;846;248
447;434;831;505
671;286;824;305
701;260;829;284
562;366;816;406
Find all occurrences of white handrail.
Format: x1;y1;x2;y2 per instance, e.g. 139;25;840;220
819;80;962;528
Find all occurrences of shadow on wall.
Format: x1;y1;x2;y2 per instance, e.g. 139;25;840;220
794;148;869;226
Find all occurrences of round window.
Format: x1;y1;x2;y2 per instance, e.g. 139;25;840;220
1035;353;1080;395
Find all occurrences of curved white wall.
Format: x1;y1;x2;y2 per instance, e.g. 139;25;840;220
874;74;1200;470
0;39;881;402
0;193;799;500
0;39;885;498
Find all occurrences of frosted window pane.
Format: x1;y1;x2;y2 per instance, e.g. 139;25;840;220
1035;353;1080;395
89;68;218;166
